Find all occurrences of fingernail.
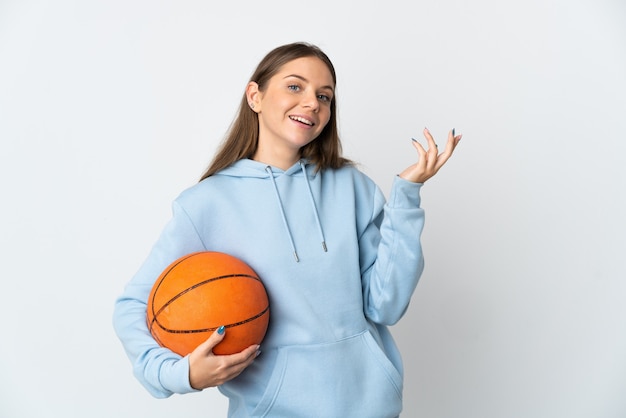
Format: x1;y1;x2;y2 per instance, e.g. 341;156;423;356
452;128;456;136
411;137;418;143
255;349;262;357
217;325;225;335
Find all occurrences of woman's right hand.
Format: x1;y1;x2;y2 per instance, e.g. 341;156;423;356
188;326;260;390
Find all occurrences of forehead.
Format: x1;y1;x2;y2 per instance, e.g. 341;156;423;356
274;56;335;87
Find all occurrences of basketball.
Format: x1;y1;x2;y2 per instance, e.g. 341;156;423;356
147;251;270;356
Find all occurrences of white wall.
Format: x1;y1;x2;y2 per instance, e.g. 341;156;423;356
1;0;625;417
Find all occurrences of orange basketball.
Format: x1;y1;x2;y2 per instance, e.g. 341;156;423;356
147;251;269;356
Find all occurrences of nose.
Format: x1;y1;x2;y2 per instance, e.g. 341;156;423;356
302;90;319;112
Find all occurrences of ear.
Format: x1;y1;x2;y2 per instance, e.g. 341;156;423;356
246;81;262;113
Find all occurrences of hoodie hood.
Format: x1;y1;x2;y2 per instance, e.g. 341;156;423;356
216;158;326;262
215;158;318;179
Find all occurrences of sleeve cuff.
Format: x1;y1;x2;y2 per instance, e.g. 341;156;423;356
388;175;423;208
160;356;201;394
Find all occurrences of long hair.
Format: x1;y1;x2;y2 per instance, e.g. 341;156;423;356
200;42;351;180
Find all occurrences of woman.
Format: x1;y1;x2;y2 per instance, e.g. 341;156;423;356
113;42;461;417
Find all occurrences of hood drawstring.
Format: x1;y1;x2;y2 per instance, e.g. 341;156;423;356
266;166;299;262
265;161;327;263
299;160;328;253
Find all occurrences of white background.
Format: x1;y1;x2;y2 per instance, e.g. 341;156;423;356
1;0;625;417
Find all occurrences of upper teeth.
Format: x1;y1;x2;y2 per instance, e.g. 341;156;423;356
290;116;313;126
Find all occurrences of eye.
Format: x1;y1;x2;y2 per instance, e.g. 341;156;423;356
288;84;301;92
317;94;331;103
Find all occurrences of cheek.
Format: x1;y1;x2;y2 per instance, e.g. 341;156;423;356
319;110;332;131
261;92;291;113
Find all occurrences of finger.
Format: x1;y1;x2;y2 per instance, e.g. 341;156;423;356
449;128;462;146
422;128;439;171
195;325;226;355
434;130;462;171
422;127;438;153
410;137;428;167
224;344;261;365
447;129;463;153
443;128;461;147
218;345;261;382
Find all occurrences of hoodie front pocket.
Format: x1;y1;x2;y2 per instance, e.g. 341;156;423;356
251;331;403;418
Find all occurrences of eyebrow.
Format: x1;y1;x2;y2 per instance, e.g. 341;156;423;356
283;74;334;93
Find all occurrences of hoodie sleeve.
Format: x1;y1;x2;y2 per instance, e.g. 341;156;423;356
112;201;206;398
360;175;425;325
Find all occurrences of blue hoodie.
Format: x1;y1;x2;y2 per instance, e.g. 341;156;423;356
113;159;425;417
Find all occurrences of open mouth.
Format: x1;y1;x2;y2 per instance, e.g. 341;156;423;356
289;116;314;126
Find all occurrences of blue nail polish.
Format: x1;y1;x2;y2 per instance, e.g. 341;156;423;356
411;137;418;143
217;325;225;335
452;128;456;136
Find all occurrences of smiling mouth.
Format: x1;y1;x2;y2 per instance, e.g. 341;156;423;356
289;116;314;126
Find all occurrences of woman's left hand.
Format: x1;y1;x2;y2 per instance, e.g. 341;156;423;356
399;128;462;183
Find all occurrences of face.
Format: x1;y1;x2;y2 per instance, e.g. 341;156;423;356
248;56;335;164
